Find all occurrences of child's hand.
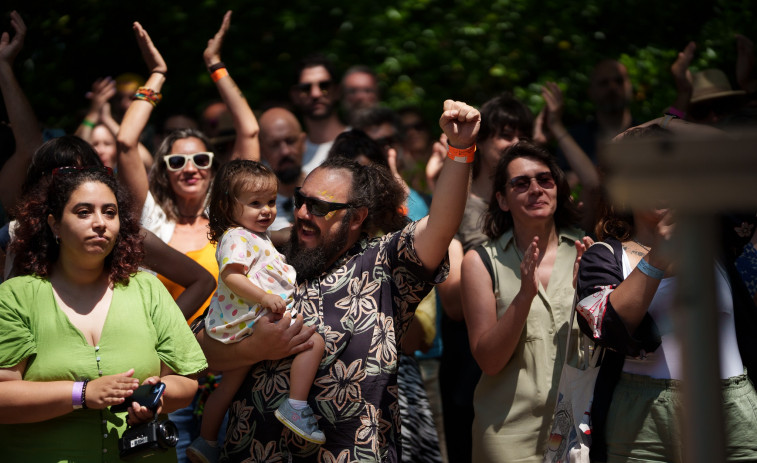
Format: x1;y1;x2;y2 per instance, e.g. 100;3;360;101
261;294;287;313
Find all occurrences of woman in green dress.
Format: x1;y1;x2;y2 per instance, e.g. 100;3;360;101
0;166;207;461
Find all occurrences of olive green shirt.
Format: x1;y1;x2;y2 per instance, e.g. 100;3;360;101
472;228;582;463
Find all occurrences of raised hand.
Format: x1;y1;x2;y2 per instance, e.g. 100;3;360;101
541;81;566;130
132;22;167;74
386;147;411;195
204;10;232;67
84;368;140;410
671;41;696;109
573;236;595;289
86;77;117;116
519;236;541;300
0;10;26;66
439;100;480;149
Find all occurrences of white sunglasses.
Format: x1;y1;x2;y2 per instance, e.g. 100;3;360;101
163;152;214;172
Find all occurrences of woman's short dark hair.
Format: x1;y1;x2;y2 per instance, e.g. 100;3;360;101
150;128;217;222
207;160;278;244
474;93;534;180
317;156;408;235
483;141;580;239
10;167;143;284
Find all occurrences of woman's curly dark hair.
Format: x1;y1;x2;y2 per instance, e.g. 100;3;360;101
483;141;580;239
150;128;217;222
10;168;144;284
207;160;278;244
317;156;409;235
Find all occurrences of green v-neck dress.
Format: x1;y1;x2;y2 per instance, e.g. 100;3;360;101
0;271;207;462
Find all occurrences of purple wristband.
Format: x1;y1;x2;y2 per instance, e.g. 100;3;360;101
666;106;686;119
72;381;84;409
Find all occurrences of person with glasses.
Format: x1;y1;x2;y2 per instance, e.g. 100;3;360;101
187;161;326;462
432;92;533;463
115;16;260;461
0;165;207;460
198;100;479;462
460;141;588;463
289;54;348;175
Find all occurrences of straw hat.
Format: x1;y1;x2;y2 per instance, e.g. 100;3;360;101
690;69;746;104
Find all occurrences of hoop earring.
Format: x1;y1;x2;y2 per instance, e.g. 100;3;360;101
55;235;60;245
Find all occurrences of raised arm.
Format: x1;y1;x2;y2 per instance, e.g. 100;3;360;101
541;81;600;229
462;236;541;375
414;100;479;272
669;41;696;117
0;11;42;211
203;11;260;161
116;22;166;210
74;77;116;141
141;229;216;320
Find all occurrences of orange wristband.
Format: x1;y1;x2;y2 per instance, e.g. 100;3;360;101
211;68;229;83
447;144;476;163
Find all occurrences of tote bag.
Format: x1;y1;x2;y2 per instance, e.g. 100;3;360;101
544;243;610;463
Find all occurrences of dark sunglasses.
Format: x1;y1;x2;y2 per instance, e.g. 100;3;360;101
52;166;114;177
507;172;556;193
163;152;214;172
294;80;332;95
294;187;352;217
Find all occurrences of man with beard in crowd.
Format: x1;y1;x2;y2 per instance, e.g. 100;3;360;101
258;107;307;230
290;55;348;175
197;100;480;462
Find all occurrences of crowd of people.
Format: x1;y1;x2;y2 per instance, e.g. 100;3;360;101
1;8;757;463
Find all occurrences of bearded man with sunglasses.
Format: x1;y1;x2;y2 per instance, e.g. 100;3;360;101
290;54;348;175
198;100;480;463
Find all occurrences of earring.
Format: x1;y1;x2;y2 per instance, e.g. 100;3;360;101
55;235;60;244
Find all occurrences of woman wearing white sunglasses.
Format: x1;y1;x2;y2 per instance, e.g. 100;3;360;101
116;13;259;326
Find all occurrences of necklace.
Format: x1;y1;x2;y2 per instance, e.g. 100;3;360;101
633;238;651;252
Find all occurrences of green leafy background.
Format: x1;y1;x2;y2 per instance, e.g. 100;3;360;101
3;0;755;136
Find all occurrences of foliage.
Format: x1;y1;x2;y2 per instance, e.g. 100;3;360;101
2;0;755;137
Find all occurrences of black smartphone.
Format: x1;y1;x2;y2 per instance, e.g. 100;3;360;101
111;382;166;414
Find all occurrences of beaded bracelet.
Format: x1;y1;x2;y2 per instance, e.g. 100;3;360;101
81;379;89;409
447;144;476;163
132;87;162;107
637;258;664;280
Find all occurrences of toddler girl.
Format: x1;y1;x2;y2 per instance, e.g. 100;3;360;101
187;160;325;463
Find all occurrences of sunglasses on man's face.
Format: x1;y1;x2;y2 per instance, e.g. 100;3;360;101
293;187;352;217
294;80;332;95
507;172;556;193
163;152;214;172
